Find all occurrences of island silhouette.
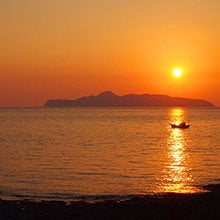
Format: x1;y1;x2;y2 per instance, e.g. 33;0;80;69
44;91;214;107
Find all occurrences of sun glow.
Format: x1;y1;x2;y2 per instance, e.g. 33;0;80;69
173;68;182;78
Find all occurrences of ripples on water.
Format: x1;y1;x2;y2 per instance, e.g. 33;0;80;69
0;107;219;200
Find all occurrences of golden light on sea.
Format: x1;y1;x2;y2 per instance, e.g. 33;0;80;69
160;108;200;193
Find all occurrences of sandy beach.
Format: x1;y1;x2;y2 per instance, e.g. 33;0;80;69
1;184;220;220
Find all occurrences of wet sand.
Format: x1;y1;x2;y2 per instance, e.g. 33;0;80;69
1;184;220;220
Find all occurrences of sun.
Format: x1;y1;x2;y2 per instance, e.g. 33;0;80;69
173;68;182;78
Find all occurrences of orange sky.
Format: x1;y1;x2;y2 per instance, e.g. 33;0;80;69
0;0;220;107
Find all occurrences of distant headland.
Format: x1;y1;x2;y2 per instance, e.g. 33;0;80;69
44;91;214;107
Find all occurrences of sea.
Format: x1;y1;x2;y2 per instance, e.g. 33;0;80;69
0;107;220;202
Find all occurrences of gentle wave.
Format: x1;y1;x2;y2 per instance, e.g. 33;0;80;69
0;107;220;201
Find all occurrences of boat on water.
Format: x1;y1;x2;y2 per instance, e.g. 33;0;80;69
170;122;190;129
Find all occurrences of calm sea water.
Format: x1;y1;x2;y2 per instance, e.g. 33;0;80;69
0;107;220;201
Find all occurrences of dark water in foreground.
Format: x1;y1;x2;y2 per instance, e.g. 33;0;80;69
0;107;220;201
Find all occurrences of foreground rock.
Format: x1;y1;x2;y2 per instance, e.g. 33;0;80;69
1;189;220;219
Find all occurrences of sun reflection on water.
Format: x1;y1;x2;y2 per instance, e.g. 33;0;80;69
161;108;199;193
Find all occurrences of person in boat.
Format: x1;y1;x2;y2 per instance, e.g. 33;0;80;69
179;122;186;126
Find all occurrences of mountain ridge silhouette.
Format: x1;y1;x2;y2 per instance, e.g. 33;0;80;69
44;91;214;107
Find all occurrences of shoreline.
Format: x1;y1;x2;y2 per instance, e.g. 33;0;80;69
1;184;220;219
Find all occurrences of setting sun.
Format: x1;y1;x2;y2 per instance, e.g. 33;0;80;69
173;68;182;78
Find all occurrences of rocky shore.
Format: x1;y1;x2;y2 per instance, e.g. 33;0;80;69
1;184;220;220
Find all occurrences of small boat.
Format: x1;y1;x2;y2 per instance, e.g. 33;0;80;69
170;122;190;129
